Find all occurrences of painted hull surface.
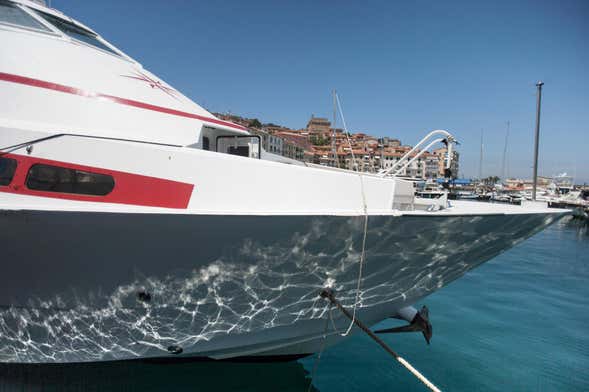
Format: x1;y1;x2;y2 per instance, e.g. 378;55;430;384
0;0;569;366
0;210;561;363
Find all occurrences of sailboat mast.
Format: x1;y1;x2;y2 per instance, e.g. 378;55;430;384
479;129;484;180
332;89;339;168
501;121;510;180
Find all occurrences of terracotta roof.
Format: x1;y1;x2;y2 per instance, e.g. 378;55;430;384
275;132;313;150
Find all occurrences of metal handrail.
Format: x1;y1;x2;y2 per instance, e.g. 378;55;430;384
378;129;457;177
391;138;444;177
0;132;181;156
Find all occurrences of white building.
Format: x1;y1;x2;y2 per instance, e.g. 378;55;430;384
251;129;284;156
267;134;283;155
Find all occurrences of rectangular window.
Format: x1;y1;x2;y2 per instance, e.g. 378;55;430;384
32;9;120;56
216;135;261;159
26;164;114;196
202;136;210;151
0;0;50;31
228;146;250;157
0;157;17;186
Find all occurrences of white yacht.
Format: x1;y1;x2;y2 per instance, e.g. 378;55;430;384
0;0;568;363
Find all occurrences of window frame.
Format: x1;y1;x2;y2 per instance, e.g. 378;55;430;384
5;1;134;62
29;8;123;58
0;1;133;63
0;156;17;186
202;136;210;151
0;0;56;35
215;135;262;159
25;163;115;197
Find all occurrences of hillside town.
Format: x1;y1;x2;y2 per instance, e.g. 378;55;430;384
215;113;459;179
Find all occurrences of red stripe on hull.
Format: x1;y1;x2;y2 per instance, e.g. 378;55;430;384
1;154;194;209
0;72;246;131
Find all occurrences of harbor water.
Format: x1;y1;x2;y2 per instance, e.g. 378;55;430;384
1;218;587;391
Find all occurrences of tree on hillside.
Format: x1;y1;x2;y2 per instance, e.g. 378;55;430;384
310;135;330;146
248;118;262;128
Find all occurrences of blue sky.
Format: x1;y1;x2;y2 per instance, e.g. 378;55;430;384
55;0;588;181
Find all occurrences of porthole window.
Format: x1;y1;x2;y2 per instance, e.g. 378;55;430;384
26;164;114;196
0;157;17;186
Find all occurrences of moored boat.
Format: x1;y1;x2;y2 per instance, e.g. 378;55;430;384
0;0;569;363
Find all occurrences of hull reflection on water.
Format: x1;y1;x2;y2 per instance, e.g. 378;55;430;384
0;210;561;363
0;360;318;392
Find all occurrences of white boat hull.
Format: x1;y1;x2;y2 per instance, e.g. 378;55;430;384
0;0;569;365
0;209;564;363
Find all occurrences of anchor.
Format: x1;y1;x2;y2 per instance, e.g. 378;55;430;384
319;289;441;392
375;305;433;345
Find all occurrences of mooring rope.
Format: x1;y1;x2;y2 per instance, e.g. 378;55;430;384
320;289;442;392
306;304;333;392
334;92;369;337
340;211;368;337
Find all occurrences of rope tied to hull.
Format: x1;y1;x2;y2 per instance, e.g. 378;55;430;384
341;211;368;337
334;92;369;337
323;93;440;391
320;288;442;392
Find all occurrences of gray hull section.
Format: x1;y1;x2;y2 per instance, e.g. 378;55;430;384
0;210;560;363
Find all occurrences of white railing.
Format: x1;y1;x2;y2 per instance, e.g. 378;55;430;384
378;130;458;178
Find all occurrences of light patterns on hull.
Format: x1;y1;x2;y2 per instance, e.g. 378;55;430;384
0;212;557;363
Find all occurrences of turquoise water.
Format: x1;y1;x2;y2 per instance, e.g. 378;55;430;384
300;218;589;392
1;218;587;391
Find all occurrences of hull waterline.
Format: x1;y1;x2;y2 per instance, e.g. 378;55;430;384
0;0;570;366
0;209;565;363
